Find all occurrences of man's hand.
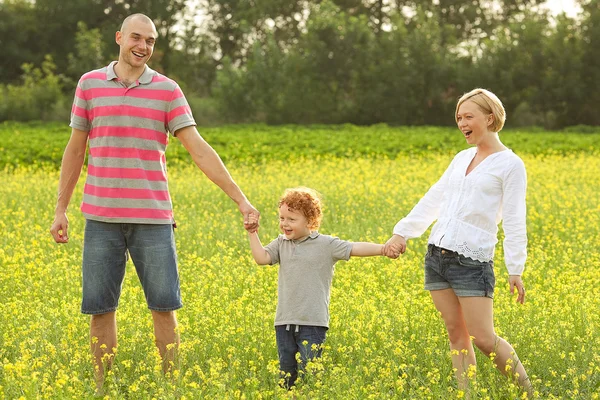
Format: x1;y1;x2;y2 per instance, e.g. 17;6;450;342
50;213;69;243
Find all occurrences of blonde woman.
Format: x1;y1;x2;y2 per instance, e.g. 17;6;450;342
384;88;532;394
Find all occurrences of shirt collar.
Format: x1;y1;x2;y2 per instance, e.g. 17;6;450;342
106;61;156;85
285;231;320;243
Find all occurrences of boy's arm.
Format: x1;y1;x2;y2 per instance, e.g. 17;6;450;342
248;231;272;265
350;242;386;257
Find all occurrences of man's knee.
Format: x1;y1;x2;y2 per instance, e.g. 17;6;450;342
151;310;178;331
90;312;116;329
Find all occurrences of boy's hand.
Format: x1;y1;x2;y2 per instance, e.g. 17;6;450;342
245;212;260;233
384;235;406;259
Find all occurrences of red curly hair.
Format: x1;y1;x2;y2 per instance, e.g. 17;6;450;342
278;187;323;230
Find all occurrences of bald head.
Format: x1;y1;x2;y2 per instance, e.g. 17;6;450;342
115;13;158;70
120;13;157;35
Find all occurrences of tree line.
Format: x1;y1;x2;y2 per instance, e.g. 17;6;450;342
0;0;598;128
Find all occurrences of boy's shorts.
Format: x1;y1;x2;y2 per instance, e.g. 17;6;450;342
81;219;182;314
424;244;495;298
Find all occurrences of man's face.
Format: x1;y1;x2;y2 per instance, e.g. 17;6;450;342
116;18;157;69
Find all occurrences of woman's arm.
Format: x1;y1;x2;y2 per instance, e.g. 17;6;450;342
501;159;528;276
392;153;461;240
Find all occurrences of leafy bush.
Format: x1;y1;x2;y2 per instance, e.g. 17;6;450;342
0;56;70;122
1;122;598;171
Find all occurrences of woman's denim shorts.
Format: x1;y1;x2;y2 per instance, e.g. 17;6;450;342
81;219;182;315
424;244;495;298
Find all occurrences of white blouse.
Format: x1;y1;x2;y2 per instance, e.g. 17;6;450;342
394;147;527;275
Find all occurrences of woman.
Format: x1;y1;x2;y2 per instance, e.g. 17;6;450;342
384;88;532;393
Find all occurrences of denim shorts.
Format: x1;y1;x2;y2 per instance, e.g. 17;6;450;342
275;324;327;388
424;244;495;298
81;219;182;314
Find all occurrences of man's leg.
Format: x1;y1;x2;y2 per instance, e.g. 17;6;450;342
151;310;180;374
90;312;117;392
81;220;127;393
127;223;183;375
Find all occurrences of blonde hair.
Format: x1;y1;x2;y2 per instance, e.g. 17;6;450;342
456;88;506;132
279;187;323;230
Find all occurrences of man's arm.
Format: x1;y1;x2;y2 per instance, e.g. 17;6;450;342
50;128;88;243
176;126;259;231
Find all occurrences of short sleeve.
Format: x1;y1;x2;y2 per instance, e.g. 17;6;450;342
69;78;91;132
264;236;281;265
167;85;196;135
329;237;353;261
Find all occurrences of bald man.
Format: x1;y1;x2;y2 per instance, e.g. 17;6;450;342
50;13;259;393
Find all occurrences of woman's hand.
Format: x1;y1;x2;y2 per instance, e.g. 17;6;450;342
509;275;526;304
383;235;407;259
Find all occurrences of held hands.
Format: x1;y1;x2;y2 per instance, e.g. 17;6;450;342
383;234;407;259
50;213;69;243
509;275;526;304
242;204;260;233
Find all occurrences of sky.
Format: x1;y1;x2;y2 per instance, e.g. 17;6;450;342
546;0;581;17
182;0;584;29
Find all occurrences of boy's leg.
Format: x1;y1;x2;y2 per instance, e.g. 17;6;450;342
275;325;299;389
296;326;327;376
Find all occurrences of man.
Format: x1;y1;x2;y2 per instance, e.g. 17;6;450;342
49;13;259;392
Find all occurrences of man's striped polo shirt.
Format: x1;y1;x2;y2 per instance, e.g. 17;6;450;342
70;61;196;224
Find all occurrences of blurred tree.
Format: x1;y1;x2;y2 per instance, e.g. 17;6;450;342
0;0;38;84
580;0;600;125
65;22;108;91
0;0;187;84
535;13;585;128
200;0;306;65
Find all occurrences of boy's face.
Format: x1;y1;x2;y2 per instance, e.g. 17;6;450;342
278;203;311;241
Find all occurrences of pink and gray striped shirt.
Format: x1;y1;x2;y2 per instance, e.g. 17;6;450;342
70;61;196;224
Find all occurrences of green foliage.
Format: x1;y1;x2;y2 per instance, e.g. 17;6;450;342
1;122;598;171
66;22;107;91
0;0;38;84
0;0;598;127
580;1;600;125
0;56;69;122
214;2;457;125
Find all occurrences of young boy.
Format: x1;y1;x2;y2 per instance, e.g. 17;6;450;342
246;187;399;389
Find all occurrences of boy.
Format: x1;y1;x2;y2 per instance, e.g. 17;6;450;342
247;187;399;388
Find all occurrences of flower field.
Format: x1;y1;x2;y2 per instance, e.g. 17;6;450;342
0;124;599;399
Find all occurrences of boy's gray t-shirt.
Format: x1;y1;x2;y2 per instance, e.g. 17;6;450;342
264;232;353;328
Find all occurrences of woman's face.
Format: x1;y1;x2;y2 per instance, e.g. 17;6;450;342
456;100;493;145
